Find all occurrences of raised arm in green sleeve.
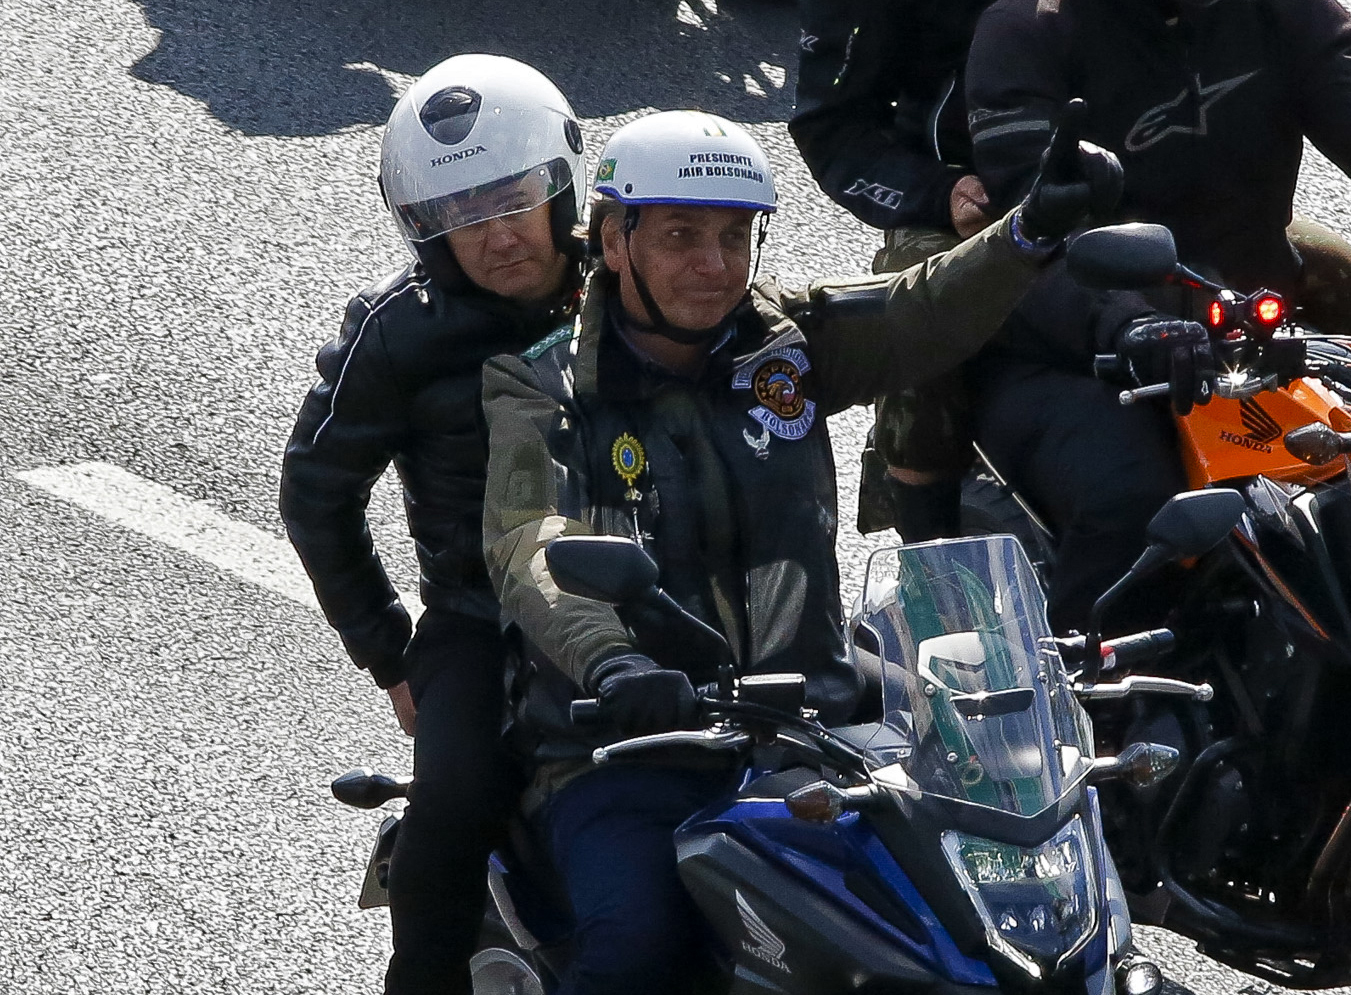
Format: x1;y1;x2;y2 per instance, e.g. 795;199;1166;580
804;211;1041;413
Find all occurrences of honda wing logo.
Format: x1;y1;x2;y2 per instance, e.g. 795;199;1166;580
1219;398;1281;453
736;890;791;973
1240;398;1282;443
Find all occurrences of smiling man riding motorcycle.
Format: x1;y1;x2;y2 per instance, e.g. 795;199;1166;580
480;108;1121;995
279;54;585;995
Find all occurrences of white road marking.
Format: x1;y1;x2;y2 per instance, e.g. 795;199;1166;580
13;461;418;617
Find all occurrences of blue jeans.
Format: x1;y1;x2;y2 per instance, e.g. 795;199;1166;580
543;764;731;995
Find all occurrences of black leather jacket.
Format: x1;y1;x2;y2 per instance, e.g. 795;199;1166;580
280;262;578;688
790;0;993;231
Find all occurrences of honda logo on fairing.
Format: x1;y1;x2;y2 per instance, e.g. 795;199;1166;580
1218;398;1281;454
736;890;791;973
430;145;488;168
1239;398;1282;444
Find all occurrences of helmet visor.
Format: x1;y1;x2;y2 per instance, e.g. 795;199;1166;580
394;157;574;242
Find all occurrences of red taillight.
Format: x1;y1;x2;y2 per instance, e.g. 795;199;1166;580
1208;301;1225;327
1253;294;1284;325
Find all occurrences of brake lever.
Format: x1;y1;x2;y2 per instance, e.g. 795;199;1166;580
592;728;752;765
1073;676;1214;701
1119;383;1171;405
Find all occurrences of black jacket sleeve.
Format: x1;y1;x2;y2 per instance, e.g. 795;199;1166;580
1279;0;1351;175
966;0;1064;212
279;295;413;689
790;0;965;231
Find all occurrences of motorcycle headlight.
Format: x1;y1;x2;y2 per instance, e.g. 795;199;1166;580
940;816;1099;978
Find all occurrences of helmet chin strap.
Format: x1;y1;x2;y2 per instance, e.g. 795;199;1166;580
620;206;770;346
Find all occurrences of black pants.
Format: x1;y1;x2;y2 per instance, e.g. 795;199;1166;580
384;611;515;995
972;363;1187;634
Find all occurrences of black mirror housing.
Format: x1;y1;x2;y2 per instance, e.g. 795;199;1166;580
1144;488;1246;560
544;535;659;604
1067;223;1179;290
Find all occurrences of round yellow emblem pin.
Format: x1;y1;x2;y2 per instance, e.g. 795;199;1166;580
611;433;646;501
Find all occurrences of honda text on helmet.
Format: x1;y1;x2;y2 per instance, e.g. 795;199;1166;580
593;111;776;343
380;54;586;258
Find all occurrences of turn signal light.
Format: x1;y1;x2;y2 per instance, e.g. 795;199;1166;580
1208;301;1225;327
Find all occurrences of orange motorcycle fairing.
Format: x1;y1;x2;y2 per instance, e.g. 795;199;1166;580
1177;376;1351;488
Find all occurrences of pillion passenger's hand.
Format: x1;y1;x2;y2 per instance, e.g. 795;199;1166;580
1117;318;1216;415
1015;99;1124;244
588;653;700;735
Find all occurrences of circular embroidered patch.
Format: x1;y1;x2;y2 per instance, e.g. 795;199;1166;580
611;432;645;489
752;358;805;420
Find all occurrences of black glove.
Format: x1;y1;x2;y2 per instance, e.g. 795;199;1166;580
587;652;700;735
1016;99;1124;244
1116;318;1215;415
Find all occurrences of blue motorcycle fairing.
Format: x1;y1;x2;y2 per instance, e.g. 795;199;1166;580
674;775;1000;989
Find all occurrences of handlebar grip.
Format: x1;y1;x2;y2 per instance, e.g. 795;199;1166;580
570;699;601;724
1102;628;1176;669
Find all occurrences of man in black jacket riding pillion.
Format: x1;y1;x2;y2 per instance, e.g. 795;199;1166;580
482;108;1121;995
279;54;585;995
790;0;997;542
963;0;1351;634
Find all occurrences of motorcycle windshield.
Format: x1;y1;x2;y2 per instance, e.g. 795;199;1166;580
854;536;1095;817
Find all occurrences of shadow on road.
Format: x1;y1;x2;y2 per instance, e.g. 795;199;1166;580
127;0;801;135
1163;977;1202;995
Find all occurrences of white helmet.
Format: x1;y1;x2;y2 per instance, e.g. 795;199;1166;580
593;110;776;213
380;54;586;252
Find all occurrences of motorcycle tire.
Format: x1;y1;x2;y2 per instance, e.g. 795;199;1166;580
470;913;547;995
960;469;1056;586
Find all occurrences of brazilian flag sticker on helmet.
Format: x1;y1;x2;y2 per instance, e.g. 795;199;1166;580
596;158;617;183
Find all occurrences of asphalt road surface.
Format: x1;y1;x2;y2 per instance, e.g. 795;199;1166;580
2;0;1349;993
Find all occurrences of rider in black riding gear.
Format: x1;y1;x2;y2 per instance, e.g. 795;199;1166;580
964;0;1351;633
279;55;585;995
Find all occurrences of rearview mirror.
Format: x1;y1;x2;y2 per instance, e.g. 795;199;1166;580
544;535;659;604
1144;488;1246;562
1067;223;1178;290
1083;488;1244;680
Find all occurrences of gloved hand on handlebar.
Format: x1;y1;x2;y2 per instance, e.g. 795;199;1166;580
1115;317;1216;414
1014;99;1124;247
585;652;700;735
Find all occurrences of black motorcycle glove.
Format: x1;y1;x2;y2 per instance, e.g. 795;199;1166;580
1116;318;1216;415
1015;99;1124;246
587;652;700;735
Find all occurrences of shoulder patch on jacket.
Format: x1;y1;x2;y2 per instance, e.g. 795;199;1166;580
522;325;573;360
